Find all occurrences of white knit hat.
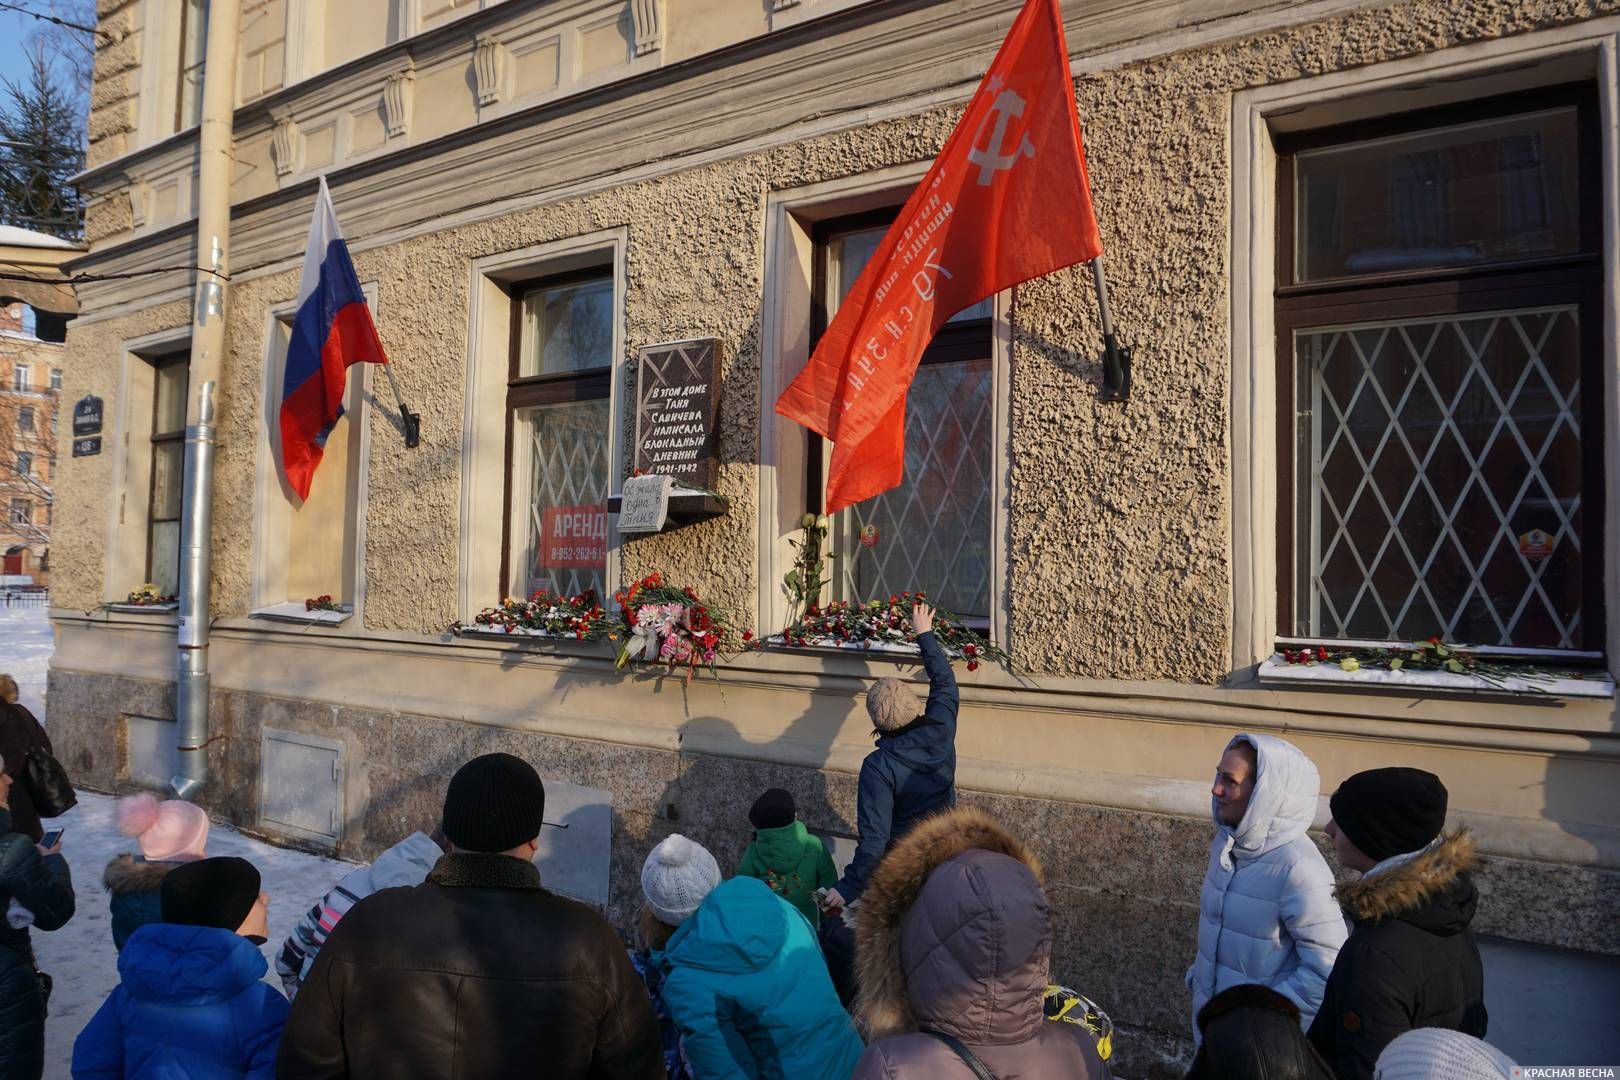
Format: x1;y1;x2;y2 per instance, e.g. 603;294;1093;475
640;833;721;926
1374;1029;1516;1080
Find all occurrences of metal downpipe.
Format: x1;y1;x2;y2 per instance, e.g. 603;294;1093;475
172;381;217;800
172;0;241;801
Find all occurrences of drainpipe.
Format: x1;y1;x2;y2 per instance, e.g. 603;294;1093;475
173;0;242;801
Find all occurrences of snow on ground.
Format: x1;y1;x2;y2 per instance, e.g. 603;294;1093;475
1;604;53;720
3;607;357;1077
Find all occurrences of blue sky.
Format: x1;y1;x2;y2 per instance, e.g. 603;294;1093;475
0;12;44;88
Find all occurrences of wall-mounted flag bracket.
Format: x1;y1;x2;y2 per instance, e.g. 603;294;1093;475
381;362;421;448
1091;257;1131;403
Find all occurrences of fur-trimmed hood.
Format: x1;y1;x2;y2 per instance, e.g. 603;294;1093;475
854;807;1047;1043
104;853;185;895
1337;829;1478;928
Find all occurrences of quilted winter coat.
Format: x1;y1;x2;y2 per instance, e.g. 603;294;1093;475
71;922;289;1079
0;806;76;1080
103;855;185;952
1188;733;1347;1037
850;808;1112;1080
656;876;863;1080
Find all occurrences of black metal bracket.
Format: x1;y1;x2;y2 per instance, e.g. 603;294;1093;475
400;404;421;448
1098;332;1132;403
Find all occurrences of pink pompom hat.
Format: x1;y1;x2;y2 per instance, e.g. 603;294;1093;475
116;793;210;862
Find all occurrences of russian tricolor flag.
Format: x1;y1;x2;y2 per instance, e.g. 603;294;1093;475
280;177;388;501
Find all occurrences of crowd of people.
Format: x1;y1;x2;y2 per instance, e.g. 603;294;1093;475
0;605;1516;1078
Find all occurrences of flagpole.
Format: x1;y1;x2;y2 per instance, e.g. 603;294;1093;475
380;362;422;448
1091;256;1131;402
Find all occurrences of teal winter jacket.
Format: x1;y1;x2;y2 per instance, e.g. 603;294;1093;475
657;877;862;1080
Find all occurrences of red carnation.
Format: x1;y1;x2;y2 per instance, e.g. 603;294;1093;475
742;630;754;642
1316;646;1329;661
966;660;980;672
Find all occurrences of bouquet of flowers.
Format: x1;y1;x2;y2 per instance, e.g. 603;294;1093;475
614;572;732;682
452;588;612;641
767;592;1007;671
304;594;343;612
124;583;177;606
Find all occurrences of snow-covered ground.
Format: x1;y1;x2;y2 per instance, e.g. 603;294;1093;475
2;607;357;1077
1;603;52;719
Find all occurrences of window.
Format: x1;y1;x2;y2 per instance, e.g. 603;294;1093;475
15;452;30;478
1277;87;1602;652
176;0;207;131
12;365;28;391
812;211;994;622
147;355;189;596
501;271;614;603
17;407;33;432
8;499;30;526
49;369;61;391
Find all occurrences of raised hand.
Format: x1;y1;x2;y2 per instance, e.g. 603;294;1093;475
911;601;934;637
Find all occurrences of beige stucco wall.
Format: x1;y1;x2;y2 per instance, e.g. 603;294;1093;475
61;0;1620;678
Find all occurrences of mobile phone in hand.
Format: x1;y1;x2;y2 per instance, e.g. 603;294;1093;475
39;828;63;848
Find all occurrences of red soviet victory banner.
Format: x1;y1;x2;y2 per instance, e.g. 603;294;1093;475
775;0;1102;513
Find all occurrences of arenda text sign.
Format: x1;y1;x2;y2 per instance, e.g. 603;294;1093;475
632;339;720;491
537;505;607;569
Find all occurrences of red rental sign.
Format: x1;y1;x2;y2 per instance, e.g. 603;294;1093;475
537;505;607;569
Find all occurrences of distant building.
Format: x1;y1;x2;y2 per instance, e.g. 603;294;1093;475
0;226;80;587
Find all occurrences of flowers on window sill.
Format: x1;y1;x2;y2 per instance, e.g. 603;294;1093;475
756;593;1008;670
451;589;612;641
1272;637;1595;691
304;594;343;613
122;584;177;607
614;572;733;683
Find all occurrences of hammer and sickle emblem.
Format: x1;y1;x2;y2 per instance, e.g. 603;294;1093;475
967;78;1036;186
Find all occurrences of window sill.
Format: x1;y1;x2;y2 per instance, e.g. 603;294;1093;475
102;602;178;614
760;634;932;664
1257;656;1614;700
249;601;352;626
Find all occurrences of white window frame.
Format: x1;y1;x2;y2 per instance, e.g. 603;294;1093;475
104;327;193;602
48;369;61;392
12;364;28;392
17;406;33;432
1229;21;1620;676
249;288;377;627
758;167;1012;646
458;228;628;622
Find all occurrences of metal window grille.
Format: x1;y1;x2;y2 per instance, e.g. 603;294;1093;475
519;399;610;602
1294;305;1584;649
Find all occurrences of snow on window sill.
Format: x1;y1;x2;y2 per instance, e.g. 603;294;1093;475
102;602;178;614
249;601;352;626
1257;655;1614;700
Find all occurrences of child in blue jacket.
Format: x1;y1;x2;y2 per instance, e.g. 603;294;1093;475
823;600;959;913
72;856;289;1080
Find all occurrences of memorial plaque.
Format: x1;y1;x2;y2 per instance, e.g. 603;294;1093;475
72;436;101;457
72;395;104;437
632;338;720;491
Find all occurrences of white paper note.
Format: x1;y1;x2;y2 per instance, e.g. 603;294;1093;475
618;474;673;533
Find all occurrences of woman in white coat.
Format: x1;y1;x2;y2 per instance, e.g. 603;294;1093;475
1188;733;1347;1039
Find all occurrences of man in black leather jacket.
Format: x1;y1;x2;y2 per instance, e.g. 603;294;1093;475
277;753;665;1078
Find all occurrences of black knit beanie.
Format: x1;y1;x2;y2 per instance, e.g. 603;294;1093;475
1330;767;1448;862
161;856;261;931
749;788;796;830
442;753;546;853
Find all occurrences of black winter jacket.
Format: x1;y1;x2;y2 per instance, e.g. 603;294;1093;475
0;806;75;1080
836;630;959;902
0;701;52;844
276;851;665;1079
1306;830;1487;1080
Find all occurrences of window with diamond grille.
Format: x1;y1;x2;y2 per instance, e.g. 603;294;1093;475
813;214;993;622
1277;86;1603;653
502;271;614;604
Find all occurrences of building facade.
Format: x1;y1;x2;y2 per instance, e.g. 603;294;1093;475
1;228;79;587
51;0;1620;1071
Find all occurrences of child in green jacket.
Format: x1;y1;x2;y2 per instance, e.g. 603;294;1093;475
736;788;837;926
